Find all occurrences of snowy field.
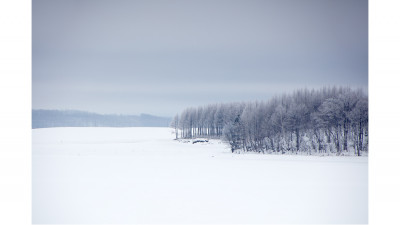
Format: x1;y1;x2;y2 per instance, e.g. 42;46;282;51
32;127;368;224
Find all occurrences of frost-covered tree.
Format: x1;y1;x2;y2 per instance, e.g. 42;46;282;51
349;96;368;156
170;114;179;139
223;114;243;153
174;86;368;156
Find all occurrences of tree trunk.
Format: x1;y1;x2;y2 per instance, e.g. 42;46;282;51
336;125;341;155
296;128;300;152
343;120;348;152
358;120;363;156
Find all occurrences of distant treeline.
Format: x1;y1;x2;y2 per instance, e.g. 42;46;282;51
171;87;368;156
32;110;171;128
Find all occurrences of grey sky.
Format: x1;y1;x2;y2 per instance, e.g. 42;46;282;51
33;0;368;117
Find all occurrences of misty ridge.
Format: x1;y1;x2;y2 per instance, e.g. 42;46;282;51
172;86;368;156
32;110;172;129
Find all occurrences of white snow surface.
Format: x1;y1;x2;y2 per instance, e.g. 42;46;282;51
32;127;368;224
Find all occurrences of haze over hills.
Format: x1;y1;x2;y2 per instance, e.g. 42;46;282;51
32;110;172;129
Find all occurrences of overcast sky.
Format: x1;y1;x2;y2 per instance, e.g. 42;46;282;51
32;0;368;117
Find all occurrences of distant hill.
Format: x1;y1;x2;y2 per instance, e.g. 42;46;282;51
32;110;172;129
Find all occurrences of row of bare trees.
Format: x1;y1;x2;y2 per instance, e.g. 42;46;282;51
171;87;368;156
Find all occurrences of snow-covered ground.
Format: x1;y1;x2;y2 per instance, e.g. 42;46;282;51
32;127;368;224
